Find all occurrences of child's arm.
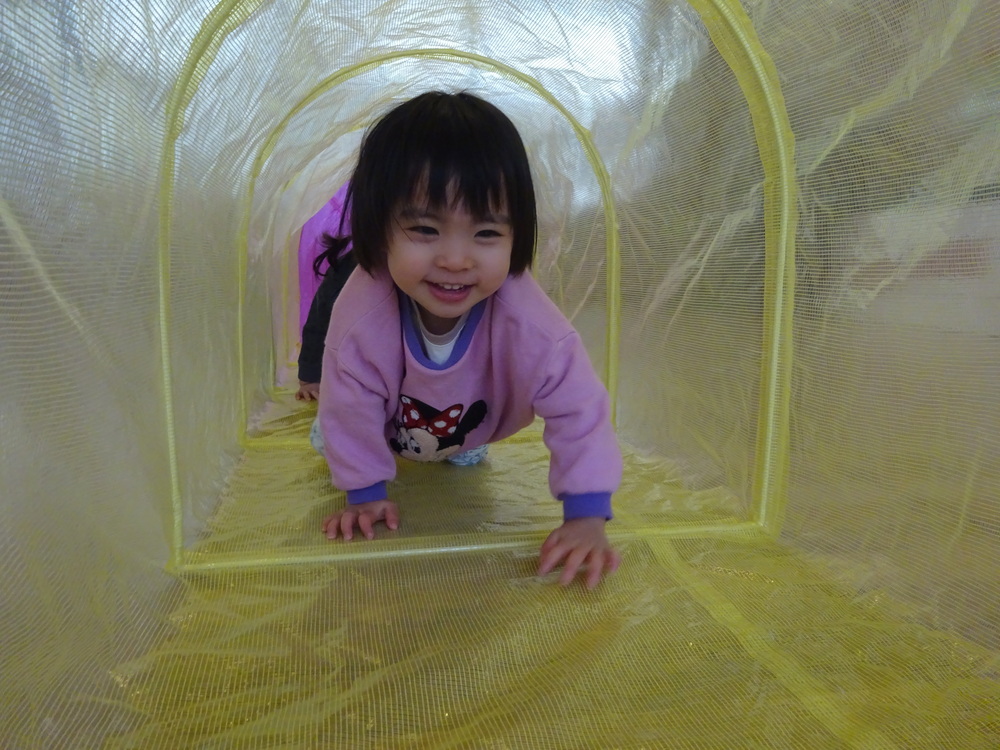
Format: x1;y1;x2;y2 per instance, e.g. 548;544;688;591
318;334;401;540
532;332;624;587
297;254;358;400
538;518;620;589
298;278;336;389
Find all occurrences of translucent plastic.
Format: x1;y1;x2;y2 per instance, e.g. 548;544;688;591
1;1;997;747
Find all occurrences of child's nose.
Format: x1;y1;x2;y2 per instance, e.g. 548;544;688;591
436;239;473;270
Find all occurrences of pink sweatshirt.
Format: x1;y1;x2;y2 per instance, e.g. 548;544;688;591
318;269;622;520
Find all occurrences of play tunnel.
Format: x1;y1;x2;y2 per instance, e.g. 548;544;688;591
2;1;998;747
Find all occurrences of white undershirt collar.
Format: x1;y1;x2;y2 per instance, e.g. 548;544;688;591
411;299;469;365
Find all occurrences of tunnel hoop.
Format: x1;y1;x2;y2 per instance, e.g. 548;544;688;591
687;0;798;534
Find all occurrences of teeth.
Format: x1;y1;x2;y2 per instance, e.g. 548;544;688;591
438;283;465;290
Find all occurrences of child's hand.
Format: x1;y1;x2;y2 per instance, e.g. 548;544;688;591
296;381;321;401
538;517;620;589
323;500;400;540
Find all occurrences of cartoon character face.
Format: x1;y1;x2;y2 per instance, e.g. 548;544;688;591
394;425;463;461
390;395;487;462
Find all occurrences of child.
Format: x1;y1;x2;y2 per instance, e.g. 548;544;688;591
295;234;357;402
317;91;622;588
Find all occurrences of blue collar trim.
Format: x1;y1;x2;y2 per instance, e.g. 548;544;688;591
399;292;486;370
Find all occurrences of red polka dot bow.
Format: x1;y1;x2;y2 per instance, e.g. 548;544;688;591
400;396;461;437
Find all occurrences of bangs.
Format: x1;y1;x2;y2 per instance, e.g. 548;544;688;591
391;98;518;219
401;154;510;221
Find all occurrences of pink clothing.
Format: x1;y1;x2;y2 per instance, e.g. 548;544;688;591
318;269;622;520
298;184;351;330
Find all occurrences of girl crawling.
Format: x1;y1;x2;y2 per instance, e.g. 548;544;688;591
315;91;622;588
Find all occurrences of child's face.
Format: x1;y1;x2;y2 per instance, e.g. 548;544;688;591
387;195;513;335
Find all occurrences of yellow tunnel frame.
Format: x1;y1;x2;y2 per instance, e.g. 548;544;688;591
155;0;797;570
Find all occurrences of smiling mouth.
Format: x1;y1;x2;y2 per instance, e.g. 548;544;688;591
427;282;473;303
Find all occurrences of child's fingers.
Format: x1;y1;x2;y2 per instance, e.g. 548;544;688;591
584;548;618;589
323;511;344;539
340;510;359;541
539;529;573;571
584;550;605;589
538;541;568;576
558;546;590;586
607;548;622;574
358;512;375;540
540;532;561;557
384;503;400;531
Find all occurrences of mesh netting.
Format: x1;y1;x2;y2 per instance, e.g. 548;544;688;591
1;1;998;747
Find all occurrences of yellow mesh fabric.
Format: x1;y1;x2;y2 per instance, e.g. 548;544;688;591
2;1;998;748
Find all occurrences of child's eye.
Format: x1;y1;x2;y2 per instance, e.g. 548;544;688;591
408;225;438;236
476;228;505;238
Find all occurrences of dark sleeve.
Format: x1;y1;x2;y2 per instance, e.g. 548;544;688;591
297;252;358;383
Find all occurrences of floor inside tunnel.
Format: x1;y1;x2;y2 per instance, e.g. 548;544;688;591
96;397;1000;748
182;396;748;567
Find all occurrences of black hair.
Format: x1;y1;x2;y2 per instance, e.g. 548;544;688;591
342;91;537;275
312;233;350;278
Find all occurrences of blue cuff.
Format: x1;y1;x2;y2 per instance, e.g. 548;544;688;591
558;492;613;521
346;482;388;504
